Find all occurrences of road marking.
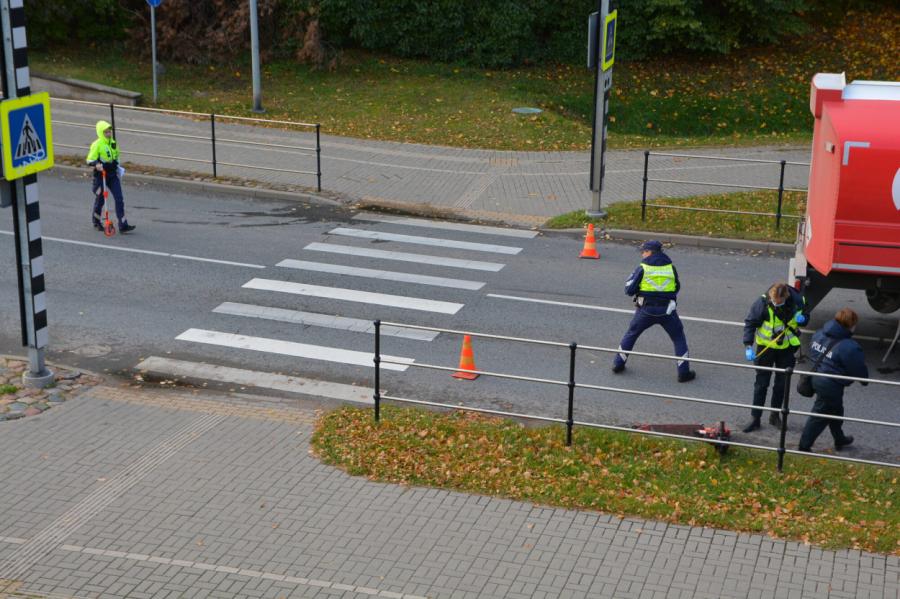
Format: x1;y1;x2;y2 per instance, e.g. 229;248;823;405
213;302;439;341
0;413;223;582
277;259;485;290
57;544;428;599
486;293;744;326
0;230;266;269
175;328;413;371
244;278;464;314
352;213;537;238
486;293;886;342
304;242;505;272
328;227;522;255
136;357;375;403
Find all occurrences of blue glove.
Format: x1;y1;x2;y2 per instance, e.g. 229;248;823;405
794;311;807;326
745;346;756;361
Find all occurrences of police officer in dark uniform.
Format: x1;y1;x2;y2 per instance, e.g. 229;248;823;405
741;282;809;432
798;308;868;452
612;240;695;382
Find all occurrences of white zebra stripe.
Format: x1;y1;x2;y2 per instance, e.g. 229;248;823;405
304;242;505;272
244;278;463;315
277;259;485;290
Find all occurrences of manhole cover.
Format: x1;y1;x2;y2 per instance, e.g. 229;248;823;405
512;107;542;115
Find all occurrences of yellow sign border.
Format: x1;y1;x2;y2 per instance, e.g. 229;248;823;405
1;92;54;180
601;10;617;71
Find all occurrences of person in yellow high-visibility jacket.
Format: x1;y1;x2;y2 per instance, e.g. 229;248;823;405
741;282;809;432
86;120;135;233
612;240;695;382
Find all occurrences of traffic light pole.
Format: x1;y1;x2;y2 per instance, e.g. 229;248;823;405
1;0;52;387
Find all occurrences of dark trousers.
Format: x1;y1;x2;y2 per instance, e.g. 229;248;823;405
750;346;796;419
613;306;690;376
799;380;848;450
92;174;126;226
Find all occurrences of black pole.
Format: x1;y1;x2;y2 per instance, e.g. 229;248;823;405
775;160;786;230
641;150;650;222
374;319;381;422
109;103;116;138
210;114;217;178
315;124;322;192
566;342;577;447
777;366;793;472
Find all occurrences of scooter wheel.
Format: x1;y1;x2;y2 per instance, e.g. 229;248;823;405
105;223;116;237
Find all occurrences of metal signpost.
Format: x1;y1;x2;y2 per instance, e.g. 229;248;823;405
587;0;618;218
147;0;162;103
249;0;263;112
0;0;54;387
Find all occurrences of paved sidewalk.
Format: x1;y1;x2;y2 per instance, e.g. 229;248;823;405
0;385;895;599
50;99;811;222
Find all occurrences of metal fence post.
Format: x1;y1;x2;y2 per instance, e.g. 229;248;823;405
315;124;322;192
775;159;786;230
641;151;650;222
210;114;217;178
109;103;116;138
374;320;381;422
777;366;793;472
566;342;577;447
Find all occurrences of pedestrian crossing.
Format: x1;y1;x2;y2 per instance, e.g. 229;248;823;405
148;215;537;396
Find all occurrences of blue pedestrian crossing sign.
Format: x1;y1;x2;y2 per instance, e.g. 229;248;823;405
1;92;54;180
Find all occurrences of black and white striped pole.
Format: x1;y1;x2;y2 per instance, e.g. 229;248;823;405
0;0;53;387
587;0;618;218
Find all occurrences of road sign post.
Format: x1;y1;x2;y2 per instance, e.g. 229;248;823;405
587;0;618;218
147;0;162;103
249;0;263;113
0;0;53;387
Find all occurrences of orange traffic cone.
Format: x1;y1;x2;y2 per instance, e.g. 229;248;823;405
579;223;600;259
452;335;479;380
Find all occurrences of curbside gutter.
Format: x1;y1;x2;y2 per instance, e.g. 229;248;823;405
539;227;795;255
51;164;343;207
49;165;794;255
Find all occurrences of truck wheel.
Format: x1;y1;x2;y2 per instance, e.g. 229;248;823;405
866;289;900;314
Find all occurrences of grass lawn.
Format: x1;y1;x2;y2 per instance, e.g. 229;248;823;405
32;9;898;151
313;406;899;554
545;190;806;244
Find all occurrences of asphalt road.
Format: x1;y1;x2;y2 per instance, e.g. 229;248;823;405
2;172;898;462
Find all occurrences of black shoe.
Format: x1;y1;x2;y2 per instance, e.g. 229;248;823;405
769;412;782;428
798;445;812;452
92;222;103;231
742;419;761;433
677;370;696;383
611;363;625;374
835;436;854;450
119;223;136;233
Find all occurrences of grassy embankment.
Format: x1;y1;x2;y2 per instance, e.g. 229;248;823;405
314;406;898;554
32;9;899;151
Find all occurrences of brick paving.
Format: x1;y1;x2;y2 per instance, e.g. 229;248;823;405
0;385;895;599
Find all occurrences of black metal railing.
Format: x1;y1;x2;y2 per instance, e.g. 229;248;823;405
372;321;899;473
640;151;810;230
50;98;322;192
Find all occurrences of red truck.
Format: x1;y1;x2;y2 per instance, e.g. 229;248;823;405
789;73;900;314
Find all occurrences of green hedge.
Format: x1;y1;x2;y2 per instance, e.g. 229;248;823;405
25;0;881;66
318;0;812;66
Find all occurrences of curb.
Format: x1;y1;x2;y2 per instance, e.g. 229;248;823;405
50;166;792;254
540;227;795;255
50;164;344;207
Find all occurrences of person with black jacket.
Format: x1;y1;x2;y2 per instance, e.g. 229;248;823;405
741;282;809;432
799;308;869;452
